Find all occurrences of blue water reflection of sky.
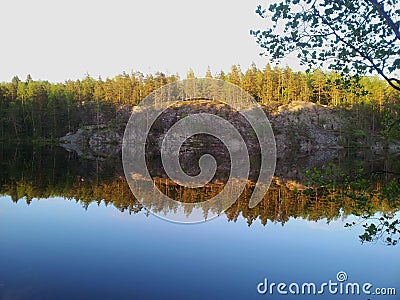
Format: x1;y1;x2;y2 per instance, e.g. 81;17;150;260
0;196;399;299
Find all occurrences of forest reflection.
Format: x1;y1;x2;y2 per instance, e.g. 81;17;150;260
1;144;399;244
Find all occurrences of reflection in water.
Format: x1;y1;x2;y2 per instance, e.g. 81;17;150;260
0;144;399;244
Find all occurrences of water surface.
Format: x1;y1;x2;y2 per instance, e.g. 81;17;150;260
0;145;399;299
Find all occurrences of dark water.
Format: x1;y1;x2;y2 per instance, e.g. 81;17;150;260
0;145;399;299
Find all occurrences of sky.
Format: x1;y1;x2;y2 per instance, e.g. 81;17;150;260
0;0;298;83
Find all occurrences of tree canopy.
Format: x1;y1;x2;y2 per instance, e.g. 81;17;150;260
1;67;399;141
250;0;400;91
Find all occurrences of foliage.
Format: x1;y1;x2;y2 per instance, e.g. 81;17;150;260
251;0;400;91
304;164;400;245
1;67;399;141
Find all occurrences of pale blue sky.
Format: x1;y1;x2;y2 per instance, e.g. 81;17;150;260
0;0;298;82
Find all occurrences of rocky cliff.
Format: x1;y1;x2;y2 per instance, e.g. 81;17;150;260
59;100;399;160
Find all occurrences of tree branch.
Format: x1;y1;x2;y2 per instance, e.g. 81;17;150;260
367;0;400;41
315;9;400;91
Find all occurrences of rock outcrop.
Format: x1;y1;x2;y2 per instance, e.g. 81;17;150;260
60;125;122;159
59;100;398;160
270;101;341;156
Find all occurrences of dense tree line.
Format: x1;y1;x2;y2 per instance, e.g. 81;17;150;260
0;65;399;141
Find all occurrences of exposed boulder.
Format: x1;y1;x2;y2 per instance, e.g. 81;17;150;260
60;124;121;159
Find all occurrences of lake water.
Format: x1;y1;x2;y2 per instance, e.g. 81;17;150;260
0;145;399;299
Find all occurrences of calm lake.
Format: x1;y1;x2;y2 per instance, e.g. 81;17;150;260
0;144;399;299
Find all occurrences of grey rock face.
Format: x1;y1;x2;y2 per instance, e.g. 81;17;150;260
60;101;398;161
60;124;121;159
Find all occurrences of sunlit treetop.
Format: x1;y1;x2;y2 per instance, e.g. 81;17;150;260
251;0;400;91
